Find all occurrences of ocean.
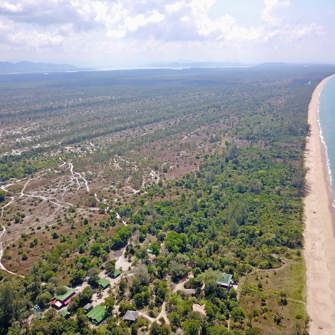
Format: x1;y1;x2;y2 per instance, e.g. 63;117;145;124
319;75;335;201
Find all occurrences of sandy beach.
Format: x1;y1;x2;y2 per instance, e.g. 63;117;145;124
304;75;335;334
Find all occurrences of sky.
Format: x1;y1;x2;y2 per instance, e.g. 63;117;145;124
0;0;334;68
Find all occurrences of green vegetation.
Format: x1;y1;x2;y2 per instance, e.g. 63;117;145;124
0;190;5;202
1;65;334;335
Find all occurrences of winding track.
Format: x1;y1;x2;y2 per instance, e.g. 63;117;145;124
0;182;25;278
0;161;91;278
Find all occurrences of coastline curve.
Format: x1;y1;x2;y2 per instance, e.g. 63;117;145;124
304;74;335;334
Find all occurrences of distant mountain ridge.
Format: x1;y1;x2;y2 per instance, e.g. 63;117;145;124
148;61;252;68
0;61;79;74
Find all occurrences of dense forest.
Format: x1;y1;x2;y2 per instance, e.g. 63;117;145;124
0;65;334;335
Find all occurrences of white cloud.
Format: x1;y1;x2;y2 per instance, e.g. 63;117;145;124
165;1;186;14
262;0;291;24
9;30;64;47
0;0;327;61
0;1;23;13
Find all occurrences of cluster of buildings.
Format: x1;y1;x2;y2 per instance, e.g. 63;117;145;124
47;270;235;326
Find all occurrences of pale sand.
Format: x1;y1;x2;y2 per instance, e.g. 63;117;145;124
304;75;335;334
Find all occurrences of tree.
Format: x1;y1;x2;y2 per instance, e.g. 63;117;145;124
0;286;16;334
149;242;160;256
88;268;100;288
183;319;201;335
119;301;136;316
170;261;188;283
105;294;115;313
79;287;93;305
206;325;229;335
36;291;52;309
76;310;89;331
0;190;5;202
105;260;116;276
231;306;245;322
165;231;187;253
111;226;131;250
70;269;85;286
90;242;103;257
0;285;28;335
154;280;168;306
150;322;171;335
134;288;150;309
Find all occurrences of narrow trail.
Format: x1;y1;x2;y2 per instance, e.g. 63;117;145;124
0;226;24;277
0;174;71;278
137;301;170;326
115;245;132;271
116;212;127;226
0;182;25;278
173;272;194;293
155;302;170;325
68;162;90;193
20;179;30;198
0;161;90;278
236;259;289;300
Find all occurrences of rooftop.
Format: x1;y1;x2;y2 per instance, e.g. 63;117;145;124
55;287;75;302
217;273;233;287
84;303;93;311
98;278;110;289
192;304;206;317
122;310;139;322
87;305;107;324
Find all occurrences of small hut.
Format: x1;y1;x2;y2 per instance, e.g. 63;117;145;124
217;273;233;289
122;310;139;322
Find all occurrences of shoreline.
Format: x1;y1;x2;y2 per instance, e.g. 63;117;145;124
304;74;335;334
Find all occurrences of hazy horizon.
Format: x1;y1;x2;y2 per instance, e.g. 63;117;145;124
0;0;334;68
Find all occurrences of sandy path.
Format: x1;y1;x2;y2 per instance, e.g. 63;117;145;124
173;272;194;293
304;75;335;334
115;245;131;271
68;162;90;193
0;181;25;277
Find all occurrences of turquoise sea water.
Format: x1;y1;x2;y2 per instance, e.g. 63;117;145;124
319;76;335;198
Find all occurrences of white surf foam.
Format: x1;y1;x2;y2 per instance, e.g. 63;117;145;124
317;89;335;208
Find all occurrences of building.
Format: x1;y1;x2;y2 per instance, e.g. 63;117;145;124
217;273;233;289
59;308;70;318
122;310;139;322
192;304;206;318
98;278;110;290
111;269;121;279
51;287;76;309
87;305;108;325
84;303;93;312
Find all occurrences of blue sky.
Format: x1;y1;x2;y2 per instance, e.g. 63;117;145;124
0;0;333;67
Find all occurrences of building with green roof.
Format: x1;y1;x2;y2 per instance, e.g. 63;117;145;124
87;305;108;324
55;286;75;302
111;269;121;278
98;278;110;289
51;286;76;309
217;273;233;289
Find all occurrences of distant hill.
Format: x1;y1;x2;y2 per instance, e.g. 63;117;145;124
148;61;251;69
0;61;79;74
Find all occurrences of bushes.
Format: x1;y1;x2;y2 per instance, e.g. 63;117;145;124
111;226;131;250
36;291;52;309
164;231;187;253
150;322;171;335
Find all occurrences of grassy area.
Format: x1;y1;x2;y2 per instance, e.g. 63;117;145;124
239;255;307;334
